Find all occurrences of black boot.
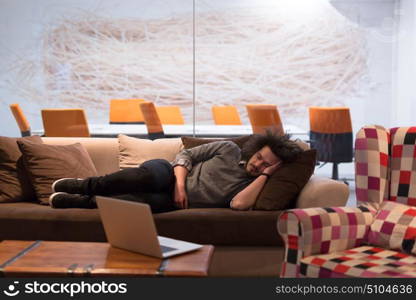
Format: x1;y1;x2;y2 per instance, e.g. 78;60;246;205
52;178;86;194
49;192;96;209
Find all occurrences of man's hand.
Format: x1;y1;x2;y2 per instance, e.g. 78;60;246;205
262;161;282;176
174;182;188;209
173;166;189;209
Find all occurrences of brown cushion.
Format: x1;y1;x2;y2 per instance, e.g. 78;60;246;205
154;208;284;246
0;203;283;246
181;135;252;149
0;202;106;242
253;149;316;210
17;141;98;204
0;135;42;203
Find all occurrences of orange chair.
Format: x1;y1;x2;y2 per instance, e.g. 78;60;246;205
309;107;353;180
140;102;164;139
211;105;242;125
10;104;31;137
246;104;284;135
41;109;90;137
109;99;146;124
155;106;185;125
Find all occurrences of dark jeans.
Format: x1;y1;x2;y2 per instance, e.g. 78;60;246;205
84;159;177;213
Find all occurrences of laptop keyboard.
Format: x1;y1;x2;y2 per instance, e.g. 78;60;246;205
160;245;178;253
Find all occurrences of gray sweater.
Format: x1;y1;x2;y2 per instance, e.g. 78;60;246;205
171;141;254;208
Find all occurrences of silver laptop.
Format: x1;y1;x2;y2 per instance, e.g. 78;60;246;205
96;196;202;258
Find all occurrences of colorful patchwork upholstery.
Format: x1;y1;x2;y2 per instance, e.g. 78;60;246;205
369;201;416;255
278;206;374;277
300;246;416;278
354;125;389;210
389;127;416;206
278;125;416;278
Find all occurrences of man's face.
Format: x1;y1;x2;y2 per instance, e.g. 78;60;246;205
246;146;281;177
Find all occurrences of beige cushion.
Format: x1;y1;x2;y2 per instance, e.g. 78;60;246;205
17;141;98;204
296;175;349;208
0;135;42;202
181;136;252;149
42;137;120;175
118;134;183;169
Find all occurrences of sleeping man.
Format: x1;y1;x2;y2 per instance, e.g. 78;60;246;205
49;131;302;212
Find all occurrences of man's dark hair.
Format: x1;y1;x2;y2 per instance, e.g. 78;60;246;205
241;130;303;163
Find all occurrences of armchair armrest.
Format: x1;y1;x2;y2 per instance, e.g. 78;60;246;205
277;206;374;277
296;175;349;208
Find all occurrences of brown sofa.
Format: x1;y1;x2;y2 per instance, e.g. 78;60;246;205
0;137;349;277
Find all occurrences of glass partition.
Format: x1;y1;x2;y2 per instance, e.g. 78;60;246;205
0;0;398;137
195;0;372;133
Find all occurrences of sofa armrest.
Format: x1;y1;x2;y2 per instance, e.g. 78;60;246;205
277;206;374;277
296;175;349;208
355;125;389;210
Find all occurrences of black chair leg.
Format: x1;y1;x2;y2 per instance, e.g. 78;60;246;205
332;163;339;180
148;132;165;140
332;162;351;185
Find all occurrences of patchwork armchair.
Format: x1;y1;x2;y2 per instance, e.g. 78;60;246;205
278;125;416;278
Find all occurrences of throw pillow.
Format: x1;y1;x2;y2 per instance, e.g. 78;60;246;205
17;141;98;204
368;201;416;255
253;149;317;210
0;135;43;202
118;134;184;169
181;135;252;149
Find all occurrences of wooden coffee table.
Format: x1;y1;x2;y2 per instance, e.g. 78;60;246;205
0;240;213;277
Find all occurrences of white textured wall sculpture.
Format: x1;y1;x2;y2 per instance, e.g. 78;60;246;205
5;0;367;125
